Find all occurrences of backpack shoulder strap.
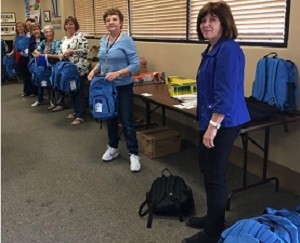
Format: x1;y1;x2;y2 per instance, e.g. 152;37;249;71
166;176;184;222
252;58;267;100
138;175;167;228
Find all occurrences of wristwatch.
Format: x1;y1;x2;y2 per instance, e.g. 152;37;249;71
209;120;221;130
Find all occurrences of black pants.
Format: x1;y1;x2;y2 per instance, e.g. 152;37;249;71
198;126;239;238
18;56;37;95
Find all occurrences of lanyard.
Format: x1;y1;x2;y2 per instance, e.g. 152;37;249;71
106;31;121;55
103;31;121;74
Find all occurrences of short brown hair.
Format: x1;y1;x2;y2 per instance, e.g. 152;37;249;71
25;17;36;24
64;16;80;31
30;22;41;31
196;1;238;41
103;8;124;27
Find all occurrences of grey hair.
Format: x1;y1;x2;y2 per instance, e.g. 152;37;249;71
42;25;54;33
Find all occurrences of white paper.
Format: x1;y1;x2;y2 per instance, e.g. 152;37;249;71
70;80;77;90
141;93;153;97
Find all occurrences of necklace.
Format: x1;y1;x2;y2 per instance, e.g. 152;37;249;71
103;31;121;74
106;31;121;52
44;41;53;54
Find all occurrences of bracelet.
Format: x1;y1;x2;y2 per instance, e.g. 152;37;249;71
209;120;221;130
118;70;122;77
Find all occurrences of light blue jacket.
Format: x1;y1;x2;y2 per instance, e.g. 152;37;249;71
196;38;250;130
98;32;140;86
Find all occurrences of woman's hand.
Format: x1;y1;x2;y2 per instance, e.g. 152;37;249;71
105;71;120;82
203;126;217;148
87;69;96;81
33;51;41;58
62;49;75;59
87;66;100;81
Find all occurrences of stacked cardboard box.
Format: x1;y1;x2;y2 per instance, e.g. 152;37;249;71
137;127;181;159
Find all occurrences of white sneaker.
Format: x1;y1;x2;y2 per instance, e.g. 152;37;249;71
31;101;42;107
130;154;141;172
102;146;119;162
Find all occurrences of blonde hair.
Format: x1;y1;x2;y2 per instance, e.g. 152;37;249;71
42;25;54;33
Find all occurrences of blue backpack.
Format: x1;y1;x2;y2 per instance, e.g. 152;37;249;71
220;214;299;243
265;206;300;242
36;66;52;87
252;52;299;113
51;61;80;92
27;58;38;86
89;76;118;120
28;57;52;87
3;55;17;79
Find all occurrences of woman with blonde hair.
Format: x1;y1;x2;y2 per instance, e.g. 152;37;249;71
33;25;62;109
7;22;34;96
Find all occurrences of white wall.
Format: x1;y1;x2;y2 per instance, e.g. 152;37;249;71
2;0;300;174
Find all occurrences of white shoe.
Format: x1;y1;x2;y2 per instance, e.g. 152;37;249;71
31;101;42;107
102;146;119;162
130;154;141;172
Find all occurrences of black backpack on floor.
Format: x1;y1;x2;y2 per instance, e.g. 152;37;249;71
139;168;194;228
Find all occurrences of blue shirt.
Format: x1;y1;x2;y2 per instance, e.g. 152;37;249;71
37;39;62;65
197;38;250;130
98;32;140;86
14;35;29;56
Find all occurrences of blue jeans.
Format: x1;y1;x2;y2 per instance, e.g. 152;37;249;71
37;87;51;103
70;76;86;119
106;83;138;155
198;127;239;238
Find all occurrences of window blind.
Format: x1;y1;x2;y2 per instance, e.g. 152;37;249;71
74;0;289;46
189;0;289;44
130;0;187;39
74;0;95;37
94;1;129;37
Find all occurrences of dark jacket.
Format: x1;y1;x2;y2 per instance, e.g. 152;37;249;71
28;32;46;58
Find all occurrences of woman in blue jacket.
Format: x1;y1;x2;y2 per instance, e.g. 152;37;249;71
88;8;141;173
182;2;250;243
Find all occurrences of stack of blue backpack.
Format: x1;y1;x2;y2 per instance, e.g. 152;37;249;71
220;205;300;243
2;55;17;80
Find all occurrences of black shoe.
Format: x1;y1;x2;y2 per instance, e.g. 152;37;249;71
186;215;207;229
182;231;219;243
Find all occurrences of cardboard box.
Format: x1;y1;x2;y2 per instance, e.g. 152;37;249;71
137;127;181;159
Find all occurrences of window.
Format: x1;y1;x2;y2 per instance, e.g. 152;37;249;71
74;0;290;46
94;0;129;37
74;0;128;37
189;0;290;46
130;0;186;40
74;0;95;36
